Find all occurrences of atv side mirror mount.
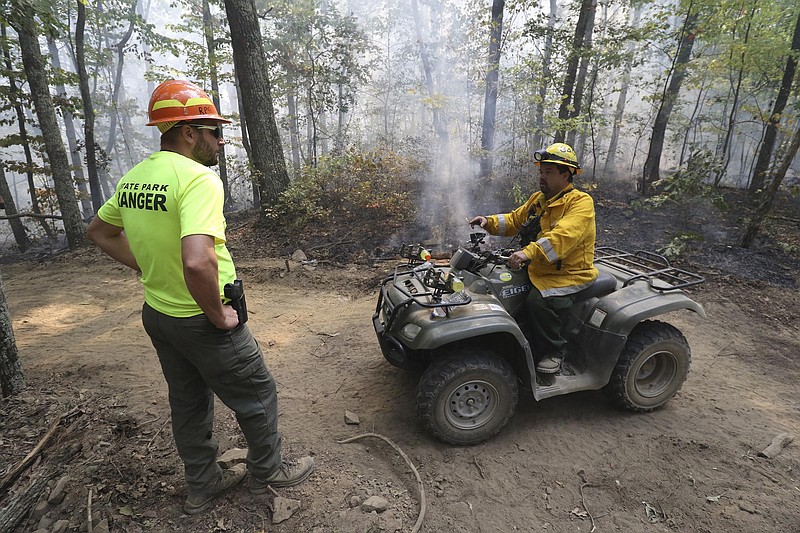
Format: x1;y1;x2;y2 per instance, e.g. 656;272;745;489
469;232;486;252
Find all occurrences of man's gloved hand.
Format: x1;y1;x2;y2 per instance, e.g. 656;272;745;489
468;215;487;228
507;250;530;270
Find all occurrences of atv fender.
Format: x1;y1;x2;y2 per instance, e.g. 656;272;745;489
409;309;528;352
592;283;706;337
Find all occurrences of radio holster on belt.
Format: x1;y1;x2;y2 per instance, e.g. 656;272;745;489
224;279;248;324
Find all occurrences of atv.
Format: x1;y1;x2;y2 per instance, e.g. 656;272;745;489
372;234;706;445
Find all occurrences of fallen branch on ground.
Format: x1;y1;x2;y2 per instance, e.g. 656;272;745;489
0;407;81;493
580;482;599;532
307;325;340;337
337;432;426;533
473;456;485;479
146;416;171;451
87;488;93;533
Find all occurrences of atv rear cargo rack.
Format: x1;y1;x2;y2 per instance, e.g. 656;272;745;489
595;246;704;292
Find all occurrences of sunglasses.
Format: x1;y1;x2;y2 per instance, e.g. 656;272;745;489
185;124;223;138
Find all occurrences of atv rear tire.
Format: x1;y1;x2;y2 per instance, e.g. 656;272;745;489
604;320;690;411
417;352;518;445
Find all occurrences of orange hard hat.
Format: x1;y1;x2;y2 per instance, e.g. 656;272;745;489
146;80;231;133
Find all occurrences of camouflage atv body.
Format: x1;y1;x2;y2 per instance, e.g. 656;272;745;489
372;238;705;445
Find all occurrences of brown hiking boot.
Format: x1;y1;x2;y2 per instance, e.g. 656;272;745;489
249;456;315;494
536;352;564;374
183;463;246;515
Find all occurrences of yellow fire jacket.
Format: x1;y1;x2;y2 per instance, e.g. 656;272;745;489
485;184;598;297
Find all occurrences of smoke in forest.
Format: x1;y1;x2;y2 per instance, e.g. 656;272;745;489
2;0;798;236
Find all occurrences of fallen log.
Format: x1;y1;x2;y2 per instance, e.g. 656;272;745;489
0;472;51;533
0;442;81;533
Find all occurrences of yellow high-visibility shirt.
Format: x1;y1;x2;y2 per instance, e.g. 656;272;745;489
97;151;235;317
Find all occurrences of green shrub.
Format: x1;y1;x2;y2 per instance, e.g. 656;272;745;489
269;147;423;239
658;232;703;261
643;150;726;210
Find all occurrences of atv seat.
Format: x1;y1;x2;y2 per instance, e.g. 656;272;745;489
572;270;617;302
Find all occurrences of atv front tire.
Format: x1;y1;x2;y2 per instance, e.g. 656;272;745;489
604;320;691;411
417;352;518;445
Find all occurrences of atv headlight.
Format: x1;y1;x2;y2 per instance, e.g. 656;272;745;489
401;323;421;341
447;274;464;292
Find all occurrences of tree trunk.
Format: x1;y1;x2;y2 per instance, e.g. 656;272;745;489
203;0;230;206
1;23;56;240
748;9;800;193
0;269;24;397
224;0;290;213
740;121;800;247
680;77;707;166
565;1;597;148
76;0;105;214
104;2;135;159
11;11;86;249
641;7;698;194
306;102;315;165
479;0;505;179
318;110;329;156
554;0;597;144
0;166;29;251
47;37;93;217
411;0;448;143
713;2;756;186
135;0;159;148
286;72;302;173
336;78;346;154
532;0;557;152
605;6;640;175
575;65;598;168
233;73;259;209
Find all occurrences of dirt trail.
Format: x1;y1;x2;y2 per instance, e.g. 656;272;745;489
1;249;799;532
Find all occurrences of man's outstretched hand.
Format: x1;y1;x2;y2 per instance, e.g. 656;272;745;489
468;216;487;228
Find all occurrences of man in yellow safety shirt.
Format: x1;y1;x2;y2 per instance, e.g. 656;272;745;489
469;143;598;375
88;80;314;514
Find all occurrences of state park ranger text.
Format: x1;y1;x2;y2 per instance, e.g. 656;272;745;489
116;181;169;211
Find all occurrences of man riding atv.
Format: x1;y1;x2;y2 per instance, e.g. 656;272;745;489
469;142;596;375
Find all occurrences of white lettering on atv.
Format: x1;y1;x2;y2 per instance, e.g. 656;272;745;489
500;285;531;299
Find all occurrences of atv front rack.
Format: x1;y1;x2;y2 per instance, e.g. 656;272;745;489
595;247;704;292
376;264;472;332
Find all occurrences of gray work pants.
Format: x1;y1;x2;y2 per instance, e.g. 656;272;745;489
142;303;282;495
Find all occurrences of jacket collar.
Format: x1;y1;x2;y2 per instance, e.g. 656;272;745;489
544;183;575;207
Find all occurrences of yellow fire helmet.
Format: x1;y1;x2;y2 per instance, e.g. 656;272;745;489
533;143;582;175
